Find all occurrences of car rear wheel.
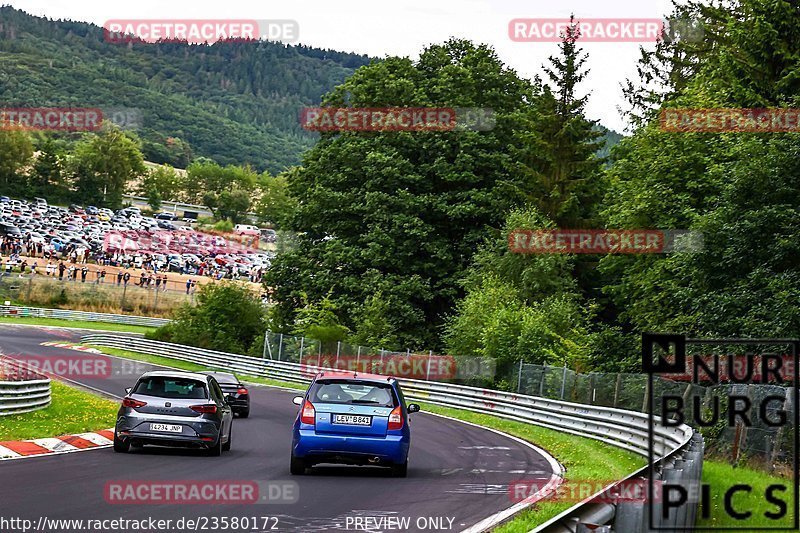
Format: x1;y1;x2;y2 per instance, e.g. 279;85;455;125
391;460;408;478
222;426;232;452
207;434;223;456
290;454;307;475
113;433;130;453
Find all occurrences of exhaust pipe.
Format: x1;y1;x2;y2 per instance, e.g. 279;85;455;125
368;456;380;464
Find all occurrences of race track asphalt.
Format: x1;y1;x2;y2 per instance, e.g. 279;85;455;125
0;325;560;532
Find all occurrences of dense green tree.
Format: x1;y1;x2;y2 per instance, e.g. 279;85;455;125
70;128;146;208
30;137;66;192
139;164;183;207
255;169;298;229
0;128;33;191
509;16;604;228
203;186;252;224
149;282;266;354
266;39;538;349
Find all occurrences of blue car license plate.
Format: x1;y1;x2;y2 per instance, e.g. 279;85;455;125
333;414;372;426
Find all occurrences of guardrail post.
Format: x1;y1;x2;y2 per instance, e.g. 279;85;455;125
613;373;622;407
539;364;547;396
356;346;360;367
560;364;567;399
277;333;283;362
299;337;304;365
262;332;270;360
336;341;340;366
426;350;432;381
517;358;523;393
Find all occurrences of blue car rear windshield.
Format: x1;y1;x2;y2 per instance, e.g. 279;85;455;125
134;377;208;399
310;380;398;408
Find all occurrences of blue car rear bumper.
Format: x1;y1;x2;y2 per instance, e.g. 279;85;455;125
292;429;409;465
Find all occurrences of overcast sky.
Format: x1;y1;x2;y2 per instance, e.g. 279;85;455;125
7;0;678;133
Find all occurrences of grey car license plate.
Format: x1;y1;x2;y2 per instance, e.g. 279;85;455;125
333;414;372;426
150;423;182;433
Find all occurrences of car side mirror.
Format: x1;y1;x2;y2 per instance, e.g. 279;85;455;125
407;403;421;413
292;396;304;406
125;387;132;394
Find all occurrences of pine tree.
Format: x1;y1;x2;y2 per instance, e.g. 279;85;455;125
512;15;604;228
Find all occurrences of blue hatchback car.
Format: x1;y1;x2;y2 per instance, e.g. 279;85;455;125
290;372;420;477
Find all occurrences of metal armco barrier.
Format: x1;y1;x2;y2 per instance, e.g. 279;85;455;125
0;357;51;416
0;305;170;328
81;334;700;532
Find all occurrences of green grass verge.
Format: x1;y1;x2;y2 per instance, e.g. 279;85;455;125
0;315;155;335
0;379;118;442
697;460;795;528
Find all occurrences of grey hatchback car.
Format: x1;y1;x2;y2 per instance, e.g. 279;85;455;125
114;371;233;455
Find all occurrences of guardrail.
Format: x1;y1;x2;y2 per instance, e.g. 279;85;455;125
81;333;701;532
0;356;51;416
0;306;170;328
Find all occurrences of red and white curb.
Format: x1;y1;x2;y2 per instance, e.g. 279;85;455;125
40;341;102;353
0;429;114;461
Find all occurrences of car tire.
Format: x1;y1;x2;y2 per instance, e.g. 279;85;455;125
238;408;250;419
391;461;408;478
208;434;223;456
290;454;307;475
113;433;130;453
222;426;232;452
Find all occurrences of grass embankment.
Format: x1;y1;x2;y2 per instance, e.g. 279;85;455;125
697;461;795;529
0;380;118;443
0;315;155;335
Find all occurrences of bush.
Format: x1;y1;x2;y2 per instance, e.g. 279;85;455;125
150;282;265;354
212;219;234;232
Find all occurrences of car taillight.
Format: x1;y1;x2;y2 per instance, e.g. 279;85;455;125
301;400;315;425
122;398;147;409
190;404;218;414
388;406;404;430
237;387;248;395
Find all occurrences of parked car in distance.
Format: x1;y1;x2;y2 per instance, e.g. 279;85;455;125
290;372;420;477
155;212;177;221
113;371;233;455
200;372;250;417
260;228;277;242
234;224;260;236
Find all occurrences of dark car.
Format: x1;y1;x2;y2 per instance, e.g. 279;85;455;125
114;371;234;455
0;223;23;239
200;372;250;417
155;212;177;221
157;220;177;230
85;205;99;215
